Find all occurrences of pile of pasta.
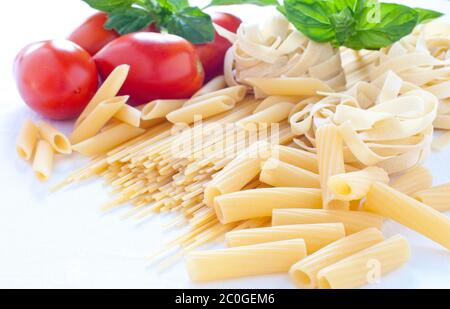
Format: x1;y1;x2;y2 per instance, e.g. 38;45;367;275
16;17;450;289
218;13;346;97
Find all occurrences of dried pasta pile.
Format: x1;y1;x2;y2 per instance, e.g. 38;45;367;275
17;17;450;289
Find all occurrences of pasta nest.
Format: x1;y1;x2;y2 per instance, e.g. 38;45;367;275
290;71;438;174
343;22;450;131
216;14;346;98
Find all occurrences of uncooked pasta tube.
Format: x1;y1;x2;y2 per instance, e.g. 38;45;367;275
204;142;271;206
166;95;236;124
317;235;410;289
32;140;54;181
113;104;141;127
363;182;450;249
70;96;128;144
16;119;39;160
289;228;384;288
273;145;319;173
272;209;384;234
226;223;345;253
260;158;320;188
236;102;294;129
186;239;307;282
141;99;185;120
327;167;389;201
193;75;227;97
214;188;322;224
245;77;333;96
413;183;450;212
184;86;246;106
390;166;433;195
316;124;349;210
37;121;71;154
75;64;130;127
72;124;145;156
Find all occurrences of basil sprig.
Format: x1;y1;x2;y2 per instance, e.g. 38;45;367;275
82;0;276;44
278;0;443;50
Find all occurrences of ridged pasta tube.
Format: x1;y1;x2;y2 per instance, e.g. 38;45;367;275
289;228;384;288
390;166;432;196
317;235;410;289
260;158;320;188
16;119;39;160
226;223;345;253
186;239;307;282
413;183;450;212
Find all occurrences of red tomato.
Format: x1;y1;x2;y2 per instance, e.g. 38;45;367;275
94;32;204;105
68;12;119;56
14;40;99;120
195;12;242;82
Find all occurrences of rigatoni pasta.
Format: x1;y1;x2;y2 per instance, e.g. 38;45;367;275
226;223;345;253
316;124;349;210
288;228;384;288
413;183;450;212
327;167;389;201
317;235;410;289
37;121;71;154
260;158;320;188
186;239;307;282
363;182;450;249
272;209;384;234
16;119;39;160
214;188;322;224
32;140;54;181
273;144;319;173
390;166;433;196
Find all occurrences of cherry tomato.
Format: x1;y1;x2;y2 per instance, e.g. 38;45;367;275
68;12;120;56
195;12;242;82
14;40;99;120
94;32;204;105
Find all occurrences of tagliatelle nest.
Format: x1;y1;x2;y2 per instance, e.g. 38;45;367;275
216;14;346;98
290;71;438;175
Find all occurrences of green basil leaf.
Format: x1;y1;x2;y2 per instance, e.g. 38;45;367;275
157;0;189;11
281;0;336;43
415;7;443;24
208;0;279;6
82;0;133;12
334;0;365;13
330;7;356;46
344;3;418;50
165;7;215;44
105;7;153;34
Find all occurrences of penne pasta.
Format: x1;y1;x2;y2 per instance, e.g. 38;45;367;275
184;86;246;106
317;235;410;289
245;77;333;96
16;119;39;160
413;183;450;212
316;124;349;210
272;209;385;234
363;182;450;249
253;96;303;114
289;228;384;288
70;96;128;144
141;99;186;120
390;166;433;196
260;158;320;188
32;140;54;181
37;121;71;154
72;123;145;156
75;64;130;127
113;104;141;127
327;167;389;201
236;102;294;129
273;145;319;173
226;223;345;253
214;188;322;224
204;142;271;206
186;239;307;282
193;75;227;97
166;95;236;124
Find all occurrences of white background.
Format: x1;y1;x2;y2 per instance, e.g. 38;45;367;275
0;0;449;289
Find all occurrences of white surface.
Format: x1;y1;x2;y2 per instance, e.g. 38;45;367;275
1;0;449;289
